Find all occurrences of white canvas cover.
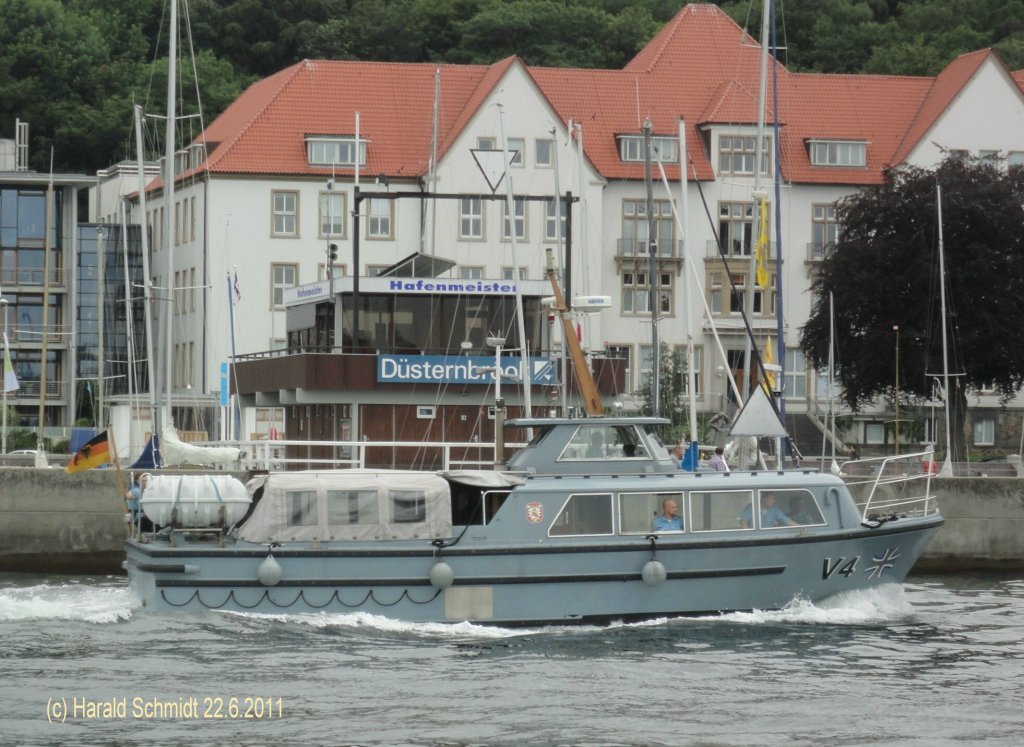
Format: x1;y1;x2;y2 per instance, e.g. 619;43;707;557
237;470;453;543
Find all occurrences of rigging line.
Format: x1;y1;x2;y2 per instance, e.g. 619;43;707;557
689;158;785;425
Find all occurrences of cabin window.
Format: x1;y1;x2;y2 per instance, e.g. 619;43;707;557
483;490;510;523
768;489;825;526
326;489;379;525
391;490;427;523
286;490;319;527
620;491;684;534
742;490;806;529
549;493;613;536
689;490;753;532
560;424;649;460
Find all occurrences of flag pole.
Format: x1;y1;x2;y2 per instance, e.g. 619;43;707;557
107;426;131;536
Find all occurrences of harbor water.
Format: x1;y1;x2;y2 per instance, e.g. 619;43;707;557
1;573;1022;746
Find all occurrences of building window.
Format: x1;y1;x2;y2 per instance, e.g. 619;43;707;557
618;135;678;163
366;264;390;277
621;199;674;257
1008;151;1024;167
622;269;672;316
189;267;196;313
639;344;654;390
501;266;528;280
477;137;496;150
459;266;484;279
865;422;885;445
319;191;345;238
306;136;367;167
535;139;554;167
367;197;393;239
719;135;770;175
545;198;567;241
784;348;806;399
271;263;297;308
810;204;839;261
459;197;484;239
709;271;746;315
674;344;702;395
318;263;346;281
718;202;754;256
973;417;995;446
808;140;866;167
606;344;632;392
508;137;525;167
502;197;527;240
416;406;436;419
272;191;298;237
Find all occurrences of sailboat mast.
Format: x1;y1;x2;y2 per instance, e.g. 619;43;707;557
133;105;158;441
497;104;533;421
643;119;659;416
160;0;179;445
937;183;954;476
679;119;698;464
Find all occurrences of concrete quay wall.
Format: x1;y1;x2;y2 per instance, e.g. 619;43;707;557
0;469;1021;574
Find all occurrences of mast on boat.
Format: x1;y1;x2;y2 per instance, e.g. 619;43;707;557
936;184;954;477
546;250;603;416
132;105;158;456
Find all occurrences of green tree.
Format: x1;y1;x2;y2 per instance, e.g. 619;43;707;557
800;156;1024;461
636;343;709;446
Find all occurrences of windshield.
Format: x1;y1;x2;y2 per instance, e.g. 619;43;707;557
644;425;672;460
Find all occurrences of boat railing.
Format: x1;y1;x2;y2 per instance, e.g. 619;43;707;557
203;438;529;472
840;450;940;522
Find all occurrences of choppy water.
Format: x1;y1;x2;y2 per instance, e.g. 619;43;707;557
1;573;1022;746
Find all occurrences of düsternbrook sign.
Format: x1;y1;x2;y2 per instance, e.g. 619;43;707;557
377;355;557;385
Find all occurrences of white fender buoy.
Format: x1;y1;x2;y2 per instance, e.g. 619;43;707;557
429;561;455;589
641;560;667;587
257;555;283;587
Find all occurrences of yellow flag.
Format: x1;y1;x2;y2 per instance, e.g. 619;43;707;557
762;337;776;393
755;194;769;289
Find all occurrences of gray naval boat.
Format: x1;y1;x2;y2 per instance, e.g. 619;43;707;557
124;416;943;625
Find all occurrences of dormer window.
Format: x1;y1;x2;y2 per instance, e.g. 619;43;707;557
306;135;367;167
809;140;866;167
618;135;678;163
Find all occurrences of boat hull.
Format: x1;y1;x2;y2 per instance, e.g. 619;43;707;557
125;517;942;624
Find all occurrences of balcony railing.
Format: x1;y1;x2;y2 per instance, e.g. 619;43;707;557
806;242;836;262
616;238;683;258
705;240;776;259
0;267;68;288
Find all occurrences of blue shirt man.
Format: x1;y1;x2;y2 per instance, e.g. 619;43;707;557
740;492;796;528
651;498;683;531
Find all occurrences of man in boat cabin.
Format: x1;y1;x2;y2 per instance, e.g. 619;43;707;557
740;492;798;529
652;499;683;532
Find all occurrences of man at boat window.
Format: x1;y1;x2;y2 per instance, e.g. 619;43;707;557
670;445;684;468
787;495;818;525
651;499;683;532
739;492;797;528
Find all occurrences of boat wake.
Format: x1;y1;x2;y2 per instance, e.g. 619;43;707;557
0;579;138;624
710;583;913;626
216;584;913;638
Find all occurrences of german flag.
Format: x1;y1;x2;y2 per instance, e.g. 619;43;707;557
66;431;111;474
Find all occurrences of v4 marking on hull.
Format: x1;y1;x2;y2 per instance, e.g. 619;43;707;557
822;556;859;580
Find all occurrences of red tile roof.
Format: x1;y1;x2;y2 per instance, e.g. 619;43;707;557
189;4;1014;189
